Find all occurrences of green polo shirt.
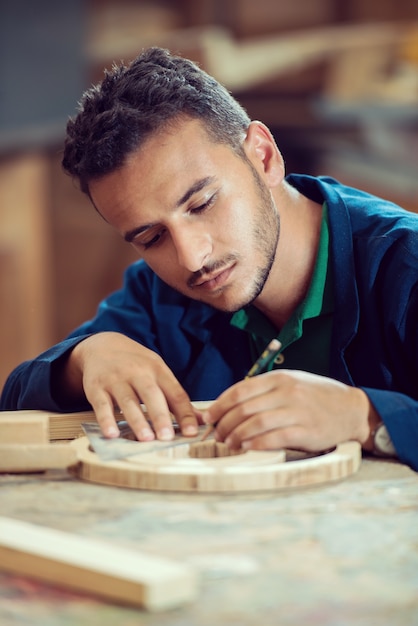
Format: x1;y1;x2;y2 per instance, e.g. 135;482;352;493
230;203;334;375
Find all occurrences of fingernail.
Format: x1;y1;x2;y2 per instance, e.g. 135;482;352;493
158;427;174;441
139;427;155;441
183;424;198;436
106;426;119;438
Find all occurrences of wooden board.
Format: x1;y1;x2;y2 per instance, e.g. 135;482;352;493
0;409;100;442
0;412;77;472
70;436;361;492
0;516;197;611
48;410;108;441
0;444;77;473
46;402;212;441
0;412;49;444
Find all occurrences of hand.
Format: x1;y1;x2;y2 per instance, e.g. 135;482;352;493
63;332;201;441
203;369;372;452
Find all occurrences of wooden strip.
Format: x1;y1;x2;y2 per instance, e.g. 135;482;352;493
0;412;49;444
0;516;197;611
0;444;78;473
46;402;213;441
47;410;105;441
70;437;361;492
1;405;213;443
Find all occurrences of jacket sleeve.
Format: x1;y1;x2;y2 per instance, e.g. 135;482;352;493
0;261;160;412
0;336;92;412
362;388;418;472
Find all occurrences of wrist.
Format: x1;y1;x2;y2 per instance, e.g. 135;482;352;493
360;392;382;452
354;389;380;452
356;390;397;457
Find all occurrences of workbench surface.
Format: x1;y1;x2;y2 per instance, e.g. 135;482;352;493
1;457;417;626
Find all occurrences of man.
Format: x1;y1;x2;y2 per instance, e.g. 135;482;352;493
2;47;418;470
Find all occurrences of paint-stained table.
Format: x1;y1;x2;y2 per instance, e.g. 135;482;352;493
0;456;417;626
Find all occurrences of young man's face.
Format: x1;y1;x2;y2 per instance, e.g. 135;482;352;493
90;118;281;313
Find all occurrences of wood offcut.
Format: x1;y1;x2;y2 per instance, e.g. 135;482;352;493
0;516;197;611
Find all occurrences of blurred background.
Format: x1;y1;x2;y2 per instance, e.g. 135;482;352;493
1;0;418;392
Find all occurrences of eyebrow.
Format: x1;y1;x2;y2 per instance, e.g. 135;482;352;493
124;176;216;243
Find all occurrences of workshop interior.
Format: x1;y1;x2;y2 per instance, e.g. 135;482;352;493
1;2;418;620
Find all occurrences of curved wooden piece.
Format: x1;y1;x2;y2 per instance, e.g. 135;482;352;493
70;437;361;493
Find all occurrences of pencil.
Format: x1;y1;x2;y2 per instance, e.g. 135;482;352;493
244;338;282;378
200;338;282;441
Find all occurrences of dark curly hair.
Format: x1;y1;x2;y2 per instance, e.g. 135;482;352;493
62;47;251;194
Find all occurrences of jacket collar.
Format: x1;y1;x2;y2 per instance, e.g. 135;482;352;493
286;175;360;383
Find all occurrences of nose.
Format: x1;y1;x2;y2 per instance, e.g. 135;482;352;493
171;224;212;272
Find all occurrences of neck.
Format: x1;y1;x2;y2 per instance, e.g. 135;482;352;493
254;182;323;330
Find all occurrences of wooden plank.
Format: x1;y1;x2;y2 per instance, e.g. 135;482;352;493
1;409;122;442
0;412;49;444
47;410;103;441
0;407;188;444
0;516;197;611
0;443;78;473
88;22;409;92
202;22;407;91
46;402;212;441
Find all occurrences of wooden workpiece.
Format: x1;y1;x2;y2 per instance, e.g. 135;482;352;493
1;408;361;488
48;409;117;441
0;444;77;473
0;411;49;443
0;410;80;472
0;516;197;611
71;435;361;492
0;408;99;443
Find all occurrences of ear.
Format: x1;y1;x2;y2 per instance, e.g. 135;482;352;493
243;121;285;188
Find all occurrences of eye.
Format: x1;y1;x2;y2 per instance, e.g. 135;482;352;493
138;228;167;250
190;193;217;214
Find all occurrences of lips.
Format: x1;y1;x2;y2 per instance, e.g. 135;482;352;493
191;264;235;291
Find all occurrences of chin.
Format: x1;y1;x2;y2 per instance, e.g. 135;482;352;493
180;277;262;312
206;291;256;314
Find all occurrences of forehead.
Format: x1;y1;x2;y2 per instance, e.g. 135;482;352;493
126;118;219;186
90;119;238;224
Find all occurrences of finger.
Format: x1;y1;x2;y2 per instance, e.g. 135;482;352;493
118;380;175;441
214;384;287;442
118;394;157;441
87;391;122;439
206;375;277;425
153;369;201;437
133;374;197;440
240;424;324;453
192;400;212;426
240;425;304;451
101;379;156;441
190;407;206;426
166;388;199;437
223;406;296;449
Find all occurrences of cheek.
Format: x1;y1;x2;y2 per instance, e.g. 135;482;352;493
211;199;242;241
142;247;185;284
223;205;254;247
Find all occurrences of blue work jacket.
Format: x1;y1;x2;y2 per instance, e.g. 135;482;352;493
2;175;418;470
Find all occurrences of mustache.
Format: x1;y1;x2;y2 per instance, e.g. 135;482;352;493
187;254;238;288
